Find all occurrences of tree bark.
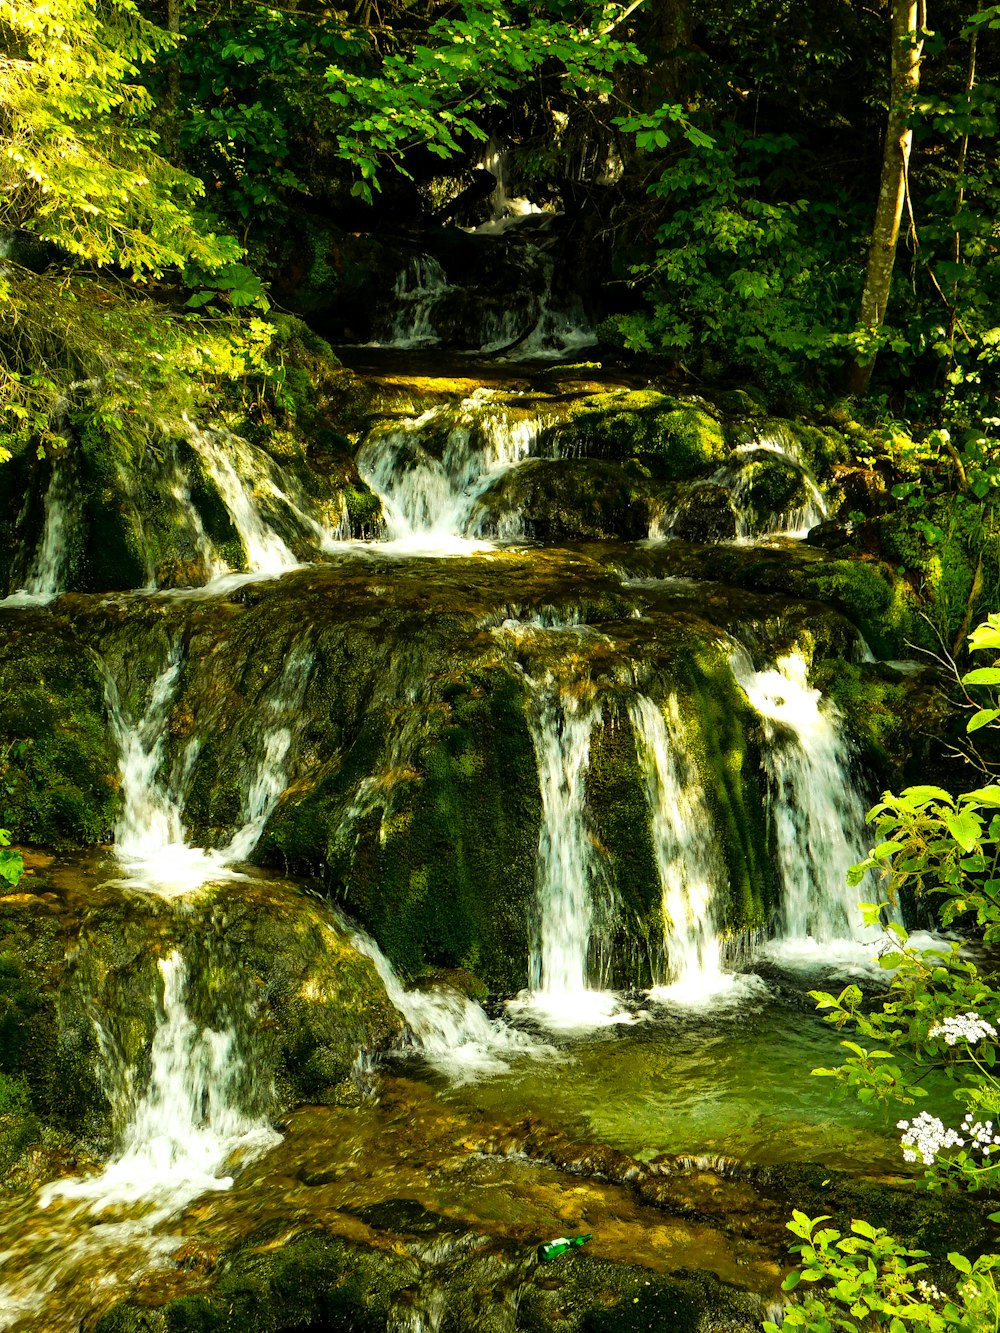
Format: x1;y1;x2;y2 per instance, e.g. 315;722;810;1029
845;0;924;398
163;0;182;158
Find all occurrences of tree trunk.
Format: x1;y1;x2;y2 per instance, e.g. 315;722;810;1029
845;0;924;398
163;0;182;158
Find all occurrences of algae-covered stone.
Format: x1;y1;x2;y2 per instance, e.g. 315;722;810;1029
0;613;118;845
477;458;659;541
555;391;728;480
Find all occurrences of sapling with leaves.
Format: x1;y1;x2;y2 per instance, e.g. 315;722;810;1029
764;612;1000;1329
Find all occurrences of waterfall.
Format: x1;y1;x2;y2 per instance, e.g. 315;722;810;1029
345;919;551;1083
224;640;315;861
629;694;734;1001
1;460;75;606
168;461;229;585
728;435;828;542
528;688;598;997
509;680;630;1028
187;425;300;573
0;952;279;1332
44;951;278;1209
652;433;827;545
108;645;192;877
180;423;349;586
375;255;453;348
106;639;313;893
355;396;545;551
732;650;881;952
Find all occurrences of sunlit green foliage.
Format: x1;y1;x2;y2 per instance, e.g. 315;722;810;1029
0;0;237;274
772;618;1000;1329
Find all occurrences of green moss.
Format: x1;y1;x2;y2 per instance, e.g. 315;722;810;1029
479;458;659;541
0;617;119;845
682;654;777;937
810;660;909;765
343;483;384;538
739;455;809;520
263;667;541;991
795;559;918;659
712;388;767;417
586;703;662;986
580;1278;701;1333
557;391;727;480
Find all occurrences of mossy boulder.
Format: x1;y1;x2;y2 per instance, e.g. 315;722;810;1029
477;458;659;541
0;614;118;845
0;882;402;1166
666;481;737;543
263;664;543;992
555;391;728;480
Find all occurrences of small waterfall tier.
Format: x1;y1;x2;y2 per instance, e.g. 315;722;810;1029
0;946;280;1332
356;391;551;551
2;418;353;602
105;635;315;894
630;694;734;1002
732;648;888;960
651;428;828;544
371;233;596;359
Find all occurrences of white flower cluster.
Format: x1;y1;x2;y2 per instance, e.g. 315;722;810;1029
917;1279;945;1302
897;1112;964;1165
928;1011;998;1046
961;1113;1000;1156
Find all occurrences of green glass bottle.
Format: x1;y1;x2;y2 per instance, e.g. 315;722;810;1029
536;1233;593;1263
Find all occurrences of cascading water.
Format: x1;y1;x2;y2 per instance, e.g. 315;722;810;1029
0;951;279;1332
374;255;453;348
649;431;828;544
528;686;599;999
180;422;349;587
728;436;828;542
732;649;883;958
224;640;315;861
106;638;314;892
187;424;300;574
355;394;547;551
1;458;76;607
346;918;550;1082
628;694;734;1001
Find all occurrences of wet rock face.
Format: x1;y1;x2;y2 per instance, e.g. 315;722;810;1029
0;615;118;847
0;529;934;996
0;880;403;1171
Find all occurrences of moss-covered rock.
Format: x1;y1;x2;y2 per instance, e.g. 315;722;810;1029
555;391;728;480
0;881;402;1168
0;614;118;845
477;458;659;541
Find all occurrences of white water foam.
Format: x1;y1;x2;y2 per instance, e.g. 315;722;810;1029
0;952;279;1331
106;640;313;894
346;919;552;1082
732;649;888;947
356;395;546;552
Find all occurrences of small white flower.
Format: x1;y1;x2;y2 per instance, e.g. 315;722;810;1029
899;1112;964;1165
918;1278;945;1302
960;1113;1000;1157
928;1011;998;1045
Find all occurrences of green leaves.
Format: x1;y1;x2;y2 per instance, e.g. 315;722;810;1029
0;830;23;888
317;0;640;199
1;0;240;276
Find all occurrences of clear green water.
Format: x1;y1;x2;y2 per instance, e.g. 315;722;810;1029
430;978;953;1174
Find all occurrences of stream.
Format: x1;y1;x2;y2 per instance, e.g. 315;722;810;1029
0;344;952;1331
